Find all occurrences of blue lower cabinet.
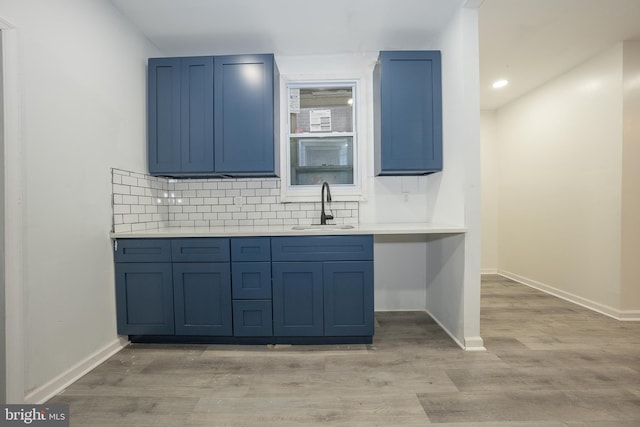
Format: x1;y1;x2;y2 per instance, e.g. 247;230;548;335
232;262;271;299
173;263;232;335
323;262;374;336
272;262;324;336
115;263;174;335
233;300;273;336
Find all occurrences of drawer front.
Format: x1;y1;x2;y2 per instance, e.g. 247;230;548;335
171;238;230;262
232;300;273;336
231;237;271;262
232;262;271;299
114;239;172;263
271;235;373;262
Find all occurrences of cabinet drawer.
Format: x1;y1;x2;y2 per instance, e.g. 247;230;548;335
232;300;273;336
114;239;171;263
171;238;230;262
271;235;373;262
231;237;270;262
232;262;271;299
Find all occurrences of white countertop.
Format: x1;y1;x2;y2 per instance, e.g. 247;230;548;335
110;222;467;238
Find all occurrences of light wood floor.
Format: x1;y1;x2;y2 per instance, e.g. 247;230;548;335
49;275;640;426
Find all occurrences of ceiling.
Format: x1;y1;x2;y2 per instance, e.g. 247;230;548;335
110;0;640;110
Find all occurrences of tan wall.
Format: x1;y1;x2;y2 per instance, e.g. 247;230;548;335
621;41;640;312
495;45;624;311
480;110;499;273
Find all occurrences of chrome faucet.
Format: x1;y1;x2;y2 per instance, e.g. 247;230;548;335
320;182;333;225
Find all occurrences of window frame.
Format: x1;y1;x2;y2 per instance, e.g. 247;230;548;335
280;78;367;203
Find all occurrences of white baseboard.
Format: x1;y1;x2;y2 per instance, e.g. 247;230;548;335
24;337;129;404
424;309;486;351
498;270;640;321
480;268;498;275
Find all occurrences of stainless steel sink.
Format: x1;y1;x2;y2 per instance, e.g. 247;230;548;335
291;224;355;231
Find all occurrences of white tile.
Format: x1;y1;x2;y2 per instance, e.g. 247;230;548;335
238;219;254;226
131;223;147;232
203;213;218;220
189;197;204;205
123;214;139;223
112;174;122;185
255;205;269;212
232;212;247;220
137;178;150;188
182;190;196;198
283;219;298;225
145;222;160;230
240;204;256;212
177;220;195;227
203;182;218;190
138;214;152;222
270;203;284;212
196;190;211;197
223;219;239;226
261;196;276;204
114;223;132;233
122;195;138;205
113;205;130;214
130;186;145;197
130;172;146;180
194;220;209;227
174;183;189;191
262;180;278;189
276;211;291;219
204;197;218;205
253;219;269;226
131;205;146;214
246;196;261;204
246;181;262;189
345;202;359;210
211;205;226;213
113;184;130;195
218;181;233;189
255;189;271;196
232;181;247;189
188;213;204;221
218;212;232;220
291;211;306;219
261;212;276;219
121;176;138;186
174;213;189;221
268;218;284;225
169;206;183;213
226;205;240;213
225;189;240;197
113;214;123;224
247;212;262;219
113;194;123;204
197;205;212;213
240;189;256;197
145;205;158;214
210;220;224;227
211;190;226;197
188;182;203;190
285;204;300;211
219;197;233;205
183;206;197;213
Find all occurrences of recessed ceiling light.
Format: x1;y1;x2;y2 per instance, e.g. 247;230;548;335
492;79;509;89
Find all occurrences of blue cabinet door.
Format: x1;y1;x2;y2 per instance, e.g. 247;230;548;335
115;263;174;335
180;56;214;173
214;54;276;175
232;262;271;300
148;57;181;174
233;300;273;336
173;263;232;335
374;51;443;175
272;262;323;336
323;262;374;336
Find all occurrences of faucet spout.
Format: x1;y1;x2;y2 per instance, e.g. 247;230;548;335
320;182;333;225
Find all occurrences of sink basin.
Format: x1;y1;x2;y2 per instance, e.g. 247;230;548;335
291;224;355;231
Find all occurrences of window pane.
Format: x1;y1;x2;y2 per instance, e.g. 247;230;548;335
290;87;353;134
290;137;353;185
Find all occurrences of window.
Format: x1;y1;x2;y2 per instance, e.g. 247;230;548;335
282;81;364;202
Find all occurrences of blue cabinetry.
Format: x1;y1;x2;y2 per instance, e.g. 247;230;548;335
148;56;214;175
147;54;278;177
272;235;374;337
374;51;443;175
114;240;174;335
215;55;278;175
114;235;373;342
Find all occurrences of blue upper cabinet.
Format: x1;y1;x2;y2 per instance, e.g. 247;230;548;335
147;54;278;177
180;57;215;173
374;51;443;175
148;57;181;174
148;56;214;175
214;54;278;176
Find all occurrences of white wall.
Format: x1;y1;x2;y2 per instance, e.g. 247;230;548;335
1;0;160;402
494;44;625;313
480;110;498;273
426;6;483;349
